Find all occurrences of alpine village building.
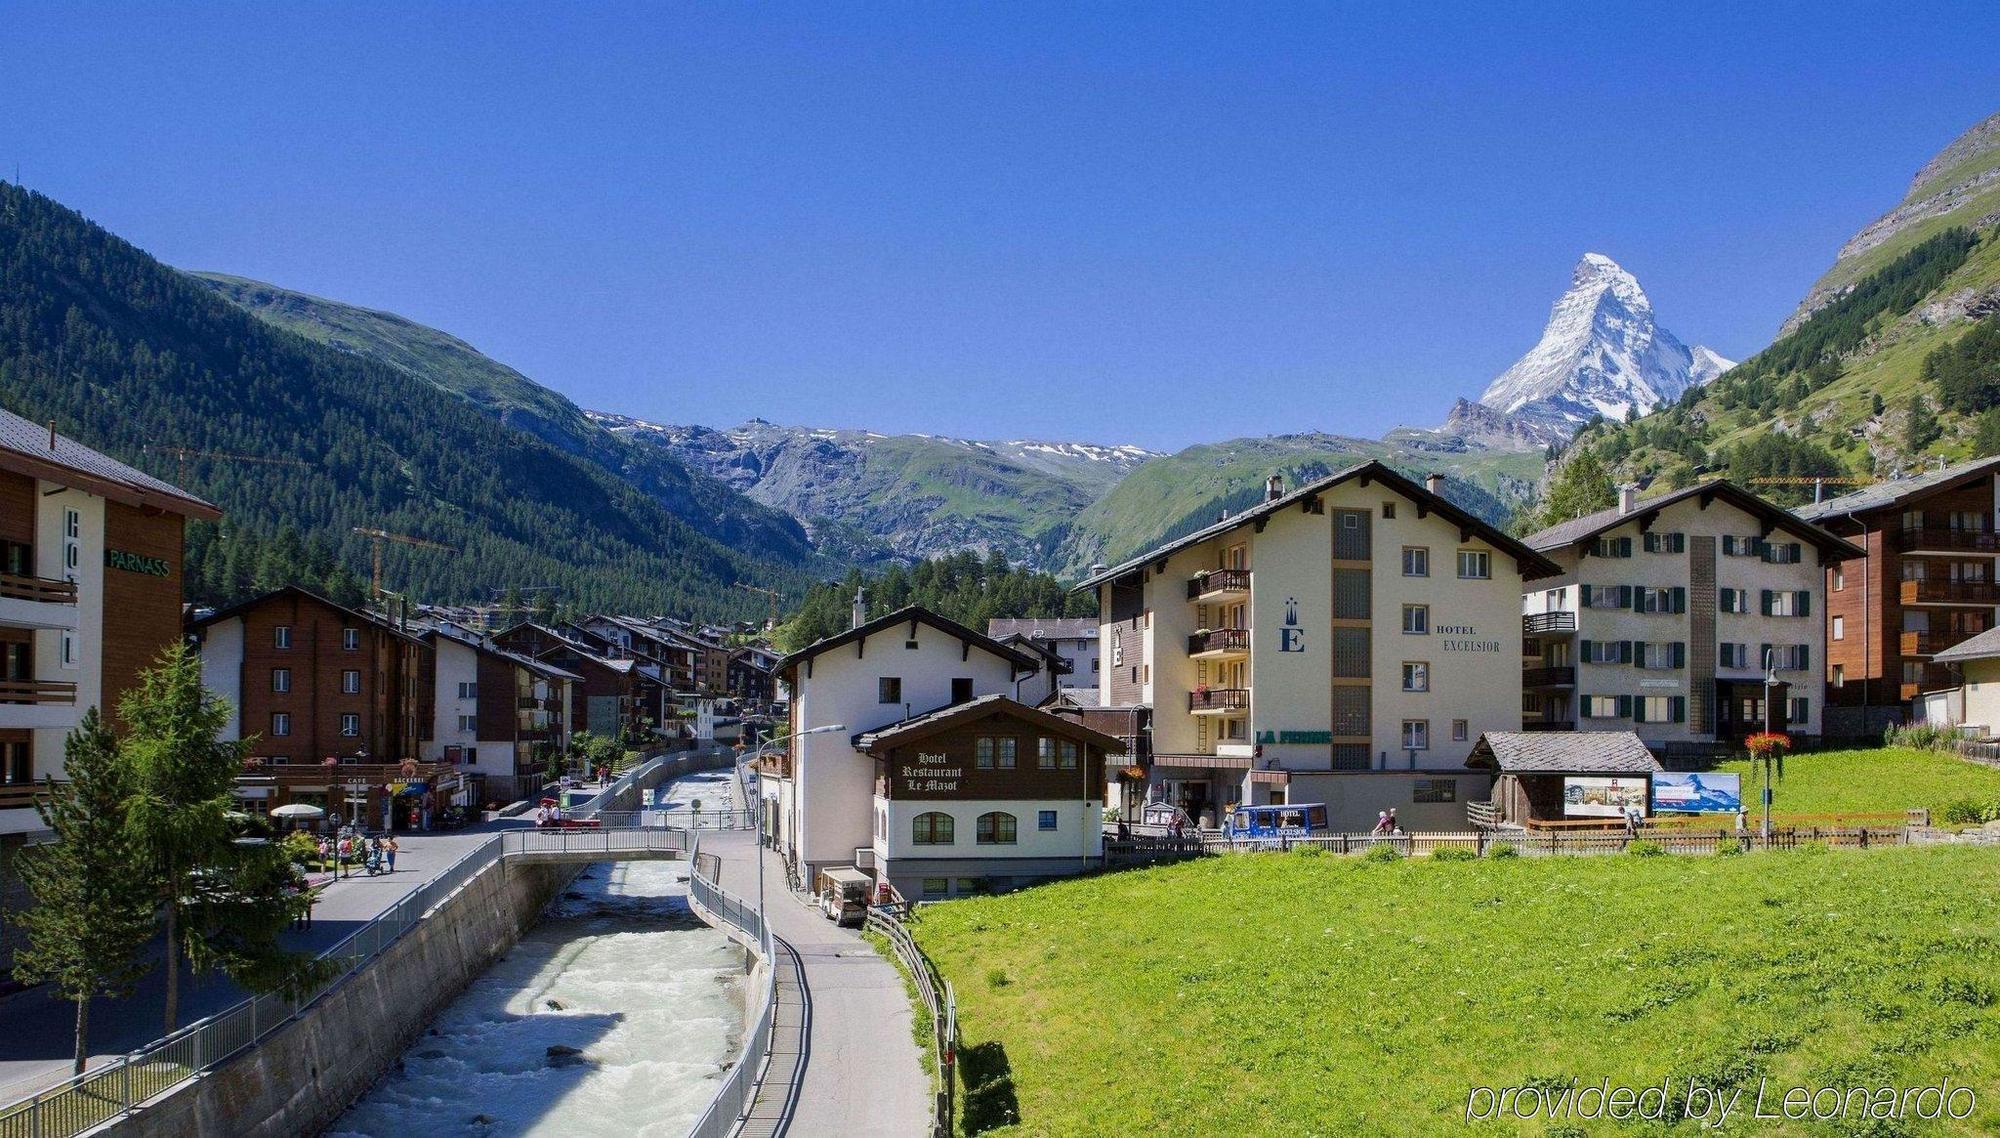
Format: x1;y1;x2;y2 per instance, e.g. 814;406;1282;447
1;408;220;977
764;604;1117;901
1077;462;1562;832
1798;455;2000;734
1521;480;1861;753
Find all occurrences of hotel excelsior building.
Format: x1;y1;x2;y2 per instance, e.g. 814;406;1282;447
1078;462;1562;832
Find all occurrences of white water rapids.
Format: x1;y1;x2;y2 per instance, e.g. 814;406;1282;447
328;774;748;1137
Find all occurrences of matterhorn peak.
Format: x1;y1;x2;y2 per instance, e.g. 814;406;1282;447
1477;253;1730;440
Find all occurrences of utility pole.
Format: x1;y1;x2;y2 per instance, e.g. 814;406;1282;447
1761;646;1777;839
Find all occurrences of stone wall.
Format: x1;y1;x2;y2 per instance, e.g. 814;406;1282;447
103;856;579;1138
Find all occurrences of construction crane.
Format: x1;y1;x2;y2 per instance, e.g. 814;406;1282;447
142;446;312;484
1748;475;1877;504
351;527;456;598
734;581;784;628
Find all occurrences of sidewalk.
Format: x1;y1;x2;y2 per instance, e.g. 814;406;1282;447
0;820;520;1103
701;820;930;1138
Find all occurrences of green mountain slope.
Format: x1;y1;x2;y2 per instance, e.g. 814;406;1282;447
0;182;810;617
1538;110;2000;513
189;272;814;564
1052;433;1544;574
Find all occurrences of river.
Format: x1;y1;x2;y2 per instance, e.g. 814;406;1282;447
326;854;746;1137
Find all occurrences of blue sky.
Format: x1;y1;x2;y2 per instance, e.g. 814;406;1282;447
4;4;1997;450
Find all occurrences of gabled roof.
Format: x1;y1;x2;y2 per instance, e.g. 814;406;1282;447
1798;455;2000;522
853;693;1126;754
1526;478;1862;561
778;605;1046;676
1932;625;2000;665
1074;461;1562;591
986;617;1099;641
1465;731;1662;775
0;405;221;520
421;623;583;681
186;585;425;644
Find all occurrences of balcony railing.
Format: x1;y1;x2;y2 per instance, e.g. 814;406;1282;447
1900;664;1958;702
1901;629;1982;656
1900;579;1999;606
1522;720;1575;733
0;678;78;706
1522;612;1576;634
1898;527;1998;554
1522;666;1576;687
0;781;61;811
1188;687;1250;714
1186;628;1251;657
1186;569;1251;601
0;573;78;604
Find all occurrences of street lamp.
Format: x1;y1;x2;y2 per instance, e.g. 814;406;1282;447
740;723;845;931
1761;647;1778;839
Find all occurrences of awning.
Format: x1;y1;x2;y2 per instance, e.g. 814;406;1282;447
1152;753;1254;770
1247;769;1291;785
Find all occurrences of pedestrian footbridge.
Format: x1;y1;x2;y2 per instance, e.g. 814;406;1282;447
500;827;693;864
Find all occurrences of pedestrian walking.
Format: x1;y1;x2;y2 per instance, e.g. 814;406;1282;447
1372;810;1391;834
384;835;399;874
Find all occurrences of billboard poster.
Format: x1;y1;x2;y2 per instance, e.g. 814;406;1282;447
1651;771;1743;814
1563;776;1650;818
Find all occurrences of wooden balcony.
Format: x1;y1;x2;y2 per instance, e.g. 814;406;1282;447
0;573;78;605
1900;664;1957;702
0;781;59;812
0;679;77;705
1523;720;1575;732
1188;687;1250;715
1900;579;1999;606
1901;628;1981;656
1186;627;1251;659
1186;569;1251;602
1897;527;1999;554
1522;611;1576;635
1522;666;1576;687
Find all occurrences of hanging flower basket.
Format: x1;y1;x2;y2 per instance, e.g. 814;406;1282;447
1745;732;1791;760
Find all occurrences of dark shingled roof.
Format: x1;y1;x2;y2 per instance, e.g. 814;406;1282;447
1932;625;2000;665
1797;455;2000;522
0;404;220;519
986;617;1098;641
853;693;1126;754
1525;478;1860;560
777;605;1046;675
1466;731;1662;774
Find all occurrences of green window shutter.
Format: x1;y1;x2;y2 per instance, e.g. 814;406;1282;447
1630;586;1644;613
1673;642;1685;669
1723;535;1736;556
1797;590;1811;617
1672;587;1686;614
1799;644;1810;671
1674;533;1686;553
1581;584;1593;607
1629;640;1642;667
1671;696;1686;723
1788;542;1802;562
1620;536;1633;558
1580;638;1593;663
1632;699;1647;724
1760;589;1773;616
1616;694;1633;719
1760;643;1771;670
1719;587;1733;611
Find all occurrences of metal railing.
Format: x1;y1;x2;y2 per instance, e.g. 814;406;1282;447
1900;579;1999;605
0;826;694;1138
1186;628;1250;656
1103;825;1909;863
1187;687;1250;714
685;835;781;1138
1521;665;1575;687
1522;611;1576;634
1185;568;1251;600
865;908;957;1137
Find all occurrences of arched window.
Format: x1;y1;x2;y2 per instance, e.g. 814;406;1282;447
976;811;1017;845
912;811;954;845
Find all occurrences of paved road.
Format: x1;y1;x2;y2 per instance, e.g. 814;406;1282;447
0;820;522;1103
702;769;930;1138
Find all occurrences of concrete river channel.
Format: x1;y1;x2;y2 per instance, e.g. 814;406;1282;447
328;770;751;1137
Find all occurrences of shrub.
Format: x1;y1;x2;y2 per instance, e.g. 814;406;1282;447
1885;721;1961;753
1430;846;1478;862
986;968;1012;989
1939;797;1998;827
1713;841;1745;857
1626;840;1666;858
279;830;320;866
1362;842;1403;863
1289;843;1325;858
1488;841;1519;859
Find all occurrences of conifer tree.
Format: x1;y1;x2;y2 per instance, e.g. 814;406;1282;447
11;710;157;1074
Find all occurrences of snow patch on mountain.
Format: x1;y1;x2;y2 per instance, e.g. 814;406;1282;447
1477;253;1731;438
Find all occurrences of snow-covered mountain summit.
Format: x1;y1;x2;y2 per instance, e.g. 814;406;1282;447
1477;253;1731;441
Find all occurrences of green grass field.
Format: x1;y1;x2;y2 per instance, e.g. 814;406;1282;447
917;845;2000;1136
1707;747;2000;821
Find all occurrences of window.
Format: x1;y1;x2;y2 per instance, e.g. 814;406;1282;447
976;811;1018;845
274;625;292;649
975;736;1017;769
1381;501;1396;519
271;712;292;737
458;681;478;700
1719;642;1750;669
342;669;361;694
1642;532;1685;554
1414;778;1456;803
1719;588;1750;615
1592;535;1633;558
922;877;950;899
1580;639;1631;665
951;678;974;704
1058;739;1080;769
878;677;902;704
1402;547;1429;577
1790;697;1809;723
1761;590;1811;618
1832;664;1845;689
1832;616;1845;641
342;627;360;651
1451;719;1468;742
1401;661;1429;692
1456;550;1491;579
1402;605;1429;635
912;812;954;845
1833;567;1845;591
2;740;29;785
1636;587;1683;614
59;629;77;669
1400;720;1429;750
1038;809;1058;831
1761;542;1804;565
457;714;476;733
340;713;360;737
271;667;291;693
1038;737;1057;769
1638;642;1684;669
